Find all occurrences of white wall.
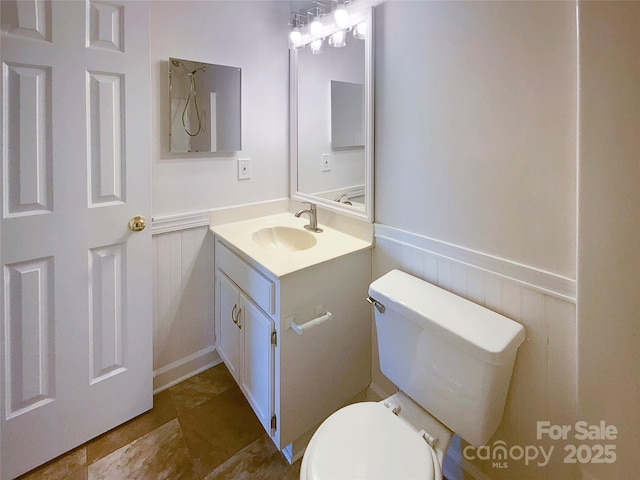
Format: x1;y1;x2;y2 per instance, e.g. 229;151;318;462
577;3;640;479
151;1;290;218
373;2;578;479
149;1;290;389
146;4;640;479
375;0;577;278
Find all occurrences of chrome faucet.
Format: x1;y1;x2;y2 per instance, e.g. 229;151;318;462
295;202;323;233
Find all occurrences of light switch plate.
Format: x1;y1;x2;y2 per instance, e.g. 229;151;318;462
238;158;251;180
321;153;331;172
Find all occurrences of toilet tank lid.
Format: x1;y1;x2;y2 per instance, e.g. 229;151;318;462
369;270;526;365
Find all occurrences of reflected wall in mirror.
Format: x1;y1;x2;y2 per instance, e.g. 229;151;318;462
169;57;241;153
291;4;373;220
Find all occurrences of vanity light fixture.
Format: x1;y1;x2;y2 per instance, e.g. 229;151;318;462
352;21;366;40
328;29;346;48
309;5;325;38
334;0;349;28
310;38;323;54
289;0;364;54
290;26;303;47
289;12;305;48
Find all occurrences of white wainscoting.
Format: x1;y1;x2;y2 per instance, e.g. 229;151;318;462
372;224;578;480
150;199;291;393
152;224;219;393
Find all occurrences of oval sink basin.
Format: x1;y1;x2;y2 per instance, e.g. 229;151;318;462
252;226;317;251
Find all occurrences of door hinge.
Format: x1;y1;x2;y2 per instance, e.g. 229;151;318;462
271;414;277;431
271;330;277;346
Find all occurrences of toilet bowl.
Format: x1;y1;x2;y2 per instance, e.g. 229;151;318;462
300;270;526;480
300;392;452;480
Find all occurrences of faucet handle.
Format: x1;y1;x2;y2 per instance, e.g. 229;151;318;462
301;201;316;211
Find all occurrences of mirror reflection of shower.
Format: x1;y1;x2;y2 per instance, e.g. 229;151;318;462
169;57;242;153
171;58;206;137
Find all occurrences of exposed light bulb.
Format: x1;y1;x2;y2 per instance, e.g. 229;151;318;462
329;30;346;48
334;5;349;29
310;16;323;37
353;21;366;40
310;38;323;54
289;27;302;47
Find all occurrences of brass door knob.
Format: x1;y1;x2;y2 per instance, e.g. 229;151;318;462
128;216;146;232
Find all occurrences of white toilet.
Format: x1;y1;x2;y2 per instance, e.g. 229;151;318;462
300;269;526;480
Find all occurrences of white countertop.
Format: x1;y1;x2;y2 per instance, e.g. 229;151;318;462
210;212;373;278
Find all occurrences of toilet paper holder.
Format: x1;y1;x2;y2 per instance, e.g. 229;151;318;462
287;306;333;335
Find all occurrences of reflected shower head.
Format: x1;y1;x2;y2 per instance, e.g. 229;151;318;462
171;59;205;77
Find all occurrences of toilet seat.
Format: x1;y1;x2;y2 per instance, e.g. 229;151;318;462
300;402;440;480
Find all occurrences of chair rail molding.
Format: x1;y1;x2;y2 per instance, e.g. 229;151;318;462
374;223;576;302
152;210;211;235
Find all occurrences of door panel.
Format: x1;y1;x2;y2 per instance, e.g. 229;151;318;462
5;256;55;418
240;294;275;434
88;243;126;384
0;2;152;478
216;272;241;382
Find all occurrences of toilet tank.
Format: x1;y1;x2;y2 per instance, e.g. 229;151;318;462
369;270;525;446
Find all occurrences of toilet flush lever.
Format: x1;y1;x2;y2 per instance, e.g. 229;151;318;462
366;296;385;314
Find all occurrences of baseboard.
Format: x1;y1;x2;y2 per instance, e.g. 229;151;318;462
153;346;221;393
367;381;392;401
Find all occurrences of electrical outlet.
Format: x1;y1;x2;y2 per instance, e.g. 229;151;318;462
321;153;331;172
238;158;251;180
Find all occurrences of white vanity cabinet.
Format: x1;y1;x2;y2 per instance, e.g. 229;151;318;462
216;271;275;434
213;230;372;461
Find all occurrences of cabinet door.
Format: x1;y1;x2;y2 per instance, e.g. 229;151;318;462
240;294;275;435
216;272;241;381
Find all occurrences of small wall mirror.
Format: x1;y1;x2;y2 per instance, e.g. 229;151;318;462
331;80;364;148
169;57;241;153
290;5;373;221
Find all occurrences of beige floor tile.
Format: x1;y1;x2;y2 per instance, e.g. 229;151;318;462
18;364;304;480
178;384;264;477
203;434;301;480
169;363;236;414
86;389;177;464
87;419;196;480
17;447;87;480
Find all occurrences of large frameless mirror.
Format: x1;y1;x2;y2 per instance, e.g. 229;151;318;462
290;4;374;221
169;57;241;153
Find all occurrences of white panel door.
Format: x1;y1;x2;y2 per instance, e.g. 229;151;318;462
0;1;152;478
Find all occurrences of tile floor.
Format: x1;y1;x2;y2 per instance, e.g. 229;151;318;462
18;363;301;480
